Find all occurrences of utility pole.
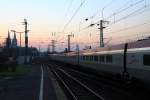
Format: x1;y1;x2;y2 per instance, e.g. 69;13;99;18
67;34;73;52
51;40;55;53
76;44;80;65
98;20;109;47
38;44;41;57
23;19;28;64
16;32;24;47
11;30;16;37
47;44;50;53
38;45;40;52
68;35;71;52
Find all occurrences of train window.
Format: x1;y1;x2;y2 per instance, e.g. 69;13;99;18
72;56;74;59
82;56;84;60
86;56;89;61
79;56;82;60
73;56;75;59
99;56;104;62
106;55;112;63
94;56;98;61
83;56;86;60
143;55;150;66
81;56;83;60
90;56;93;61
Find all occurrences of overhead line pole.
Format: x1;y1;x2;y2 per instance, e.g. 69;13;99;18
68;35;71;52
98;20;109;47
19;32;22;47
23;19;28;64
16;32;24;47
67;34;73;52
51;40;55;53
62;0;87;32
100;20;105;47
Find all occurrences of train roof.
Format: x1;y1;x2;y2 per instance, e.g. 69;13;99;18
64;38;150;56
50;38;150;56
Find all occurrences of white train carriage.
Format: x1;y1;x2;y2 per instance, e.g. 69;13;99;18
50;38;150;81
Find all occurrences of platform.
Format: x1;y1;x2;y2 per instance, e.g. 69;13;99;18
0;64;67;100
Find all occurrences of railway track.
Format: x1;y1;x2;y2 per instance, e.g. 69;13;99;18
47;62;149;100
48;64;104;100
50;62;128;90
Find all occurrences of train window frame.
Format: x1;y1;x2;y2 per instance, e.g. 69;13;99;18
79;56;82;60
143;54;150;66
82;56;84;60
99;55;105;63
81;56;84;60
86;55;89;61
106;55;112;63
90;56;93;61
94;55;98;62
83;56;86;60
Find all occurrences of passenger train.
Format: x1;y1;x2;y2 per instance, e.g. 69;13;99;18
50;38;150;82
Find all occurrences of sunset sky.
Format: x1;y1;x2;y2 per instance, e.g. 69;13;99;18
0;0;150;51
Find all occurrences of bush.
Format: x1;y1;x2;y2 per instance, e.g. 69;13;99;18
0;54;18;72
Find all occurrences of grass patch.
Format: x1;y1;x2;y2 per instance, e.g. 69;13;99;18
0;64;31;76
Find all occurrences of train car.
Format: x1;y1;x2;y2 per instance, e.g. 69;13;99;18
50;38;150;82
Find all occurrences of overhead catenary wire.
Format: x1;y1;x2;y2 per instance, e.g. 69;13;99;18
57;0;75;32
83;0;115;22
77;21;150;48
56;0;87;42
110;4;150;25
101;0;116;19
62;0;87;32
85;0;145;28
64;0;75;18
94;0;146;29
30;0;150;51
65;0;145;37
108;31;150;43
36;2;148;50
113;32;150;40
87;2;150;30
57;0;115;43
104;0;145;20
105;21;150;34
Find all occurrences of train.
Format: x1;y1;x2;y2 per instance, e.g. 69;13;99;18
50;38;150;82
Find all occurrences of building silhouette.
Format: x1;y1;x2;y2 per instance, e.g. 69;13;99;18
5;30;11;48
11;32;17;48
